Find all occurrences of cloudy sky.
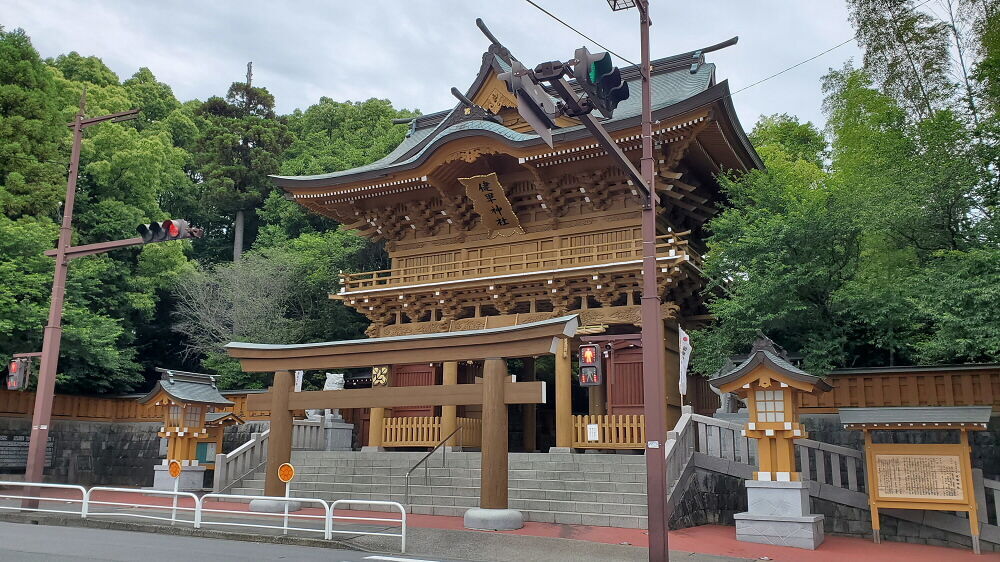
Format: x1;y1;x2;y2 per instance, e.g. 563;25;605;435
7;1;865;130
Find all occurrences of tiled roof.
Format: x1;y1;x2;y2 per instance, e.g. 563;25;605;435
272;52;718;185
137;369;234;406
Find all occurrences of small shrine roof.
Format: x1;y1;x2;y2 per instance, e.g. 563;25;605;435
839;406;992;426
137;368;234;406
710;337;832;391
206;412;244;425
273;41;754;189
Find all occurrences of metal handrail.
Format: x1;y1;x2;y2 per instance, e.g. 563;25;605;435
404;424;464;506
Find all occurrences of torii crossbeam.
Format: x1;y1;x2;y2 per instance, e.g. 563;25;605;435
226;315;579;529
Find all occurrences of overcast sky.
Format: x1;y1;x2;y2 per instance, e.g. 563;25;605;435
7;1;864;130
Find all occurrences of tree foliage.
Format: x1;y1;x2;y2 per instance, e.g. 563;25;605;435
697;2;1000;374
0;27;412;393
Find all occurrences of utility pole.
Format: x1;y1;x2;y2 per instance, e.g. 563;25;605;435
480;3;669;557
632;2;670;559
23;93;140;504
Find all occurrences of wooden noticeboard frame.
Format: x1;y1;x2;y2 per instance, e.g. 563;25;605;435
858;425;983;554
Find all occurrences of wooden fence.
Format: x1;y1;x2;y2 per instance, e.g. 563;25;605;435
798;365;1000;413
572;414;646;449
381;416;484;448
0;388;271;422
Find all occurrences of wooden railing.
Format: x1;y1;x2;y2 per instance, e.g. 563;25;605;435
797;366;1000;413
382;416;482;448
458;418;482;448
571;414;646;449
339;233;692;293
383;416;441;447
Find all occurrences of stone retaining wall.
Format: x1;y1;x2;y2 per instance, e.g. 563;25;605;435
0;417;161;487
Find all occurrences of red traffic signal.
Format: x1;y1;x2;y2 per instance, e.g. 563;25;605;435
6;358;28;391
137;219;203;243
578;344;604;387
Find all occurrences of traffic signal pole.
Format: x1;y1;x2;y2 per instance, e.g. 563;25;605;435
23;96;139;506
635;2;671;560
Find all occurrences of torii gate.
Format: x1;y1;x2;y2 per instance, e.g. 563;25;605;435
226;315;579;530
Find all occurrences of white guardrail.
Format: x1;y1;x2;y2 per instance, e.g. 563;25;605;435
0;481;406;553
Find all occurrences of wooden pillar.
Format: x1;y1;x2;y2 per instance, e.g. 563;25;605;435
521;357;537;452
368;407;385;448
555;338;572;449
264;370;293;497
481;358;509;509
588;383;606;416
442;361;459;446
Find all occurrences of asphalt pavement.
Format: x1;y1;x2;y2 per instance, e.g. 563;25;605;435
0;521;463;562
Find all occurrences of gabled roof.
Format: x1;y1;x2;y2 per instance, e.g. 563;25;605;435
273;41;761;190
137;368;234;406
206;412;244;425
839;406;991;426
710;337;832;392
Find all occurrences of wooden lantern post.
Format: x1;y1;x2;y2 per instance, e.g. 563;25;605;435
710;337;831;549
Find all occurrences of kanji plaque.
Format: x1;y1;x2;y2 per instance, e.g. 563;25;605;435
875;454;963;500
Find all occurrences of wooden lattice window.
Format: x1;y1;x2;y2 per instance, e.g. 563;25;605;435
755;390;786;423
183;405;203;427
166;405;182;427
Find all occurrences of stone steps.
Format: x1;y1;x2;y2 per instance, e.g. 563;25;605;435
232;450;650;529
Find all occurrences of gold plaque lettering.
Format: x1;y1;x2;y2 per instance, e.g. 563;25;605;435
458;173;523;238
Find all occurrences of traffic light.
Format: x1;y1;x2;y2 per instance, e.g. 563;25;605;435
498;60;558;148
7;358;29;391
573;47;630;118
578;343;604;386
137;219;203;243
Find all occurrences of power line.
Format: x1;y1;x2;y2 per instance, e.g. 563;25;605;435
522;0;637;65
730;37;856;97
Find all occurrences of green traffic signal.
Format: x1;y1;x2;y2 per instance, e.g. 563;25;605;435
574;47;630;118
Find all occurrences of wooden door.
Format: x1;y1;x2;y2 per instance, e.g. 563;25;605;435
607;345;644;415
391;363;439;417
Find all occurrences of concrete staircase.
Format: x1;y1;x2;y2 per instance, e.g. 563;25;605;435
231;450;649;528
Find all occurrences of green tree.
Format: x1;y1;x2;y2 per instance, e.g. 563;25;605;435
191;81;293;262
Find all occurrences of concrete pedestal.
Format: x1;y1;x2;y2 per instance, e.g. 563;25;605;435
734;480;825;550
547;447;574;454
152;464;205;492
249;499;302;513
325;418;353;451
464;508;524;530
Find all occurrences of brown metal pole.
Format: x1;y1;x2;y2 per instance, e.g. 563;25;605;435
22;103;85;504
637;1;670;560
22;98;139;507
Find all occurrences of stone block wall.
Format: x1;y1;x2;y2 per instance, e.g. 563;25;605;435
0;417;161;487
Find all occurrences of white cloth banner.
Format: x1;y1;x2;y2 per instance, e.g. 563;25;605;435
678;326;692;396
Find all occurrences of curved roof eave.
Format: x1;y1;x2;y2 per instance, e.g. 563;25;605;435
274;81;754;190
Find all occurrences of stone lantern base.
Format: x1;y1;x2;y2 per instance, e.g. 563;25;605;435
734;480;825;550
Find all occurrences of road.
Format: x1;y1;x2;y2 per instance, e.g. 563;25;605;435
0;522;461;562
